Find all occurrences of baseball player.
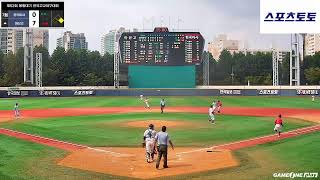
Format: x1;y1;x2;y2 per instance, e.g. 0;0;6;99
274;114;284;137
144;97;151;109
160;99;165;114
140;94;144;100
208;105;215;124
216;100;222;113
312;95;315;102
14;103;20;119
143;124;157;163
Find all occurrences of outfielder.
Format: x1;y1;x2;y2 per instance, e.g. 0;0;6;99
274;114;284;137
143;124;157;163
14;103;20;119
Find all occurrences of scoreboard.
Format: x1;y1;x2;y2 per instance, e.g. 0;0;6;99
1;1;64;28
119;29;204;65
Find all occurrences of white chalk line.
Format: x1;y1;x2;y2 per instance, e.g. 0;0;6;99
0;128;134;158
175;125;320;155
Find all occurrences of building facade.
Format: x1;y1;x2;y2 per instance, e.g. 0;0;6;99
0;29;49;54
100;27;137;56
208;34;239;60
304;34;320;56
57;31;88;50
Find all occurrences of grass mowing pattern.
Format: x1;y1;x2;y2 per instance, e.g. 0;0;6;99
1;96;320;110
0;113;313;147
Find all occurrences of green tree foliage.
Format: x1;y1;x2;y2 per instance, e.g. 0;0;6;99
304;67;320;85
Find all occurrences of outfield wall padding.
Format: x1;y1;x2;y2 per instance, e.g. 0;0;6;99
0;89;319;97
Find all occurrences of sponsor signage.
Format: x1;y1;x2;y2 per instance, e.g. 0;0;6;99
73;90;95;96
296;89;319;95
7;90;28;96
219;89;242;95
260;0;320;33
39;90;61;96
258;89;279;95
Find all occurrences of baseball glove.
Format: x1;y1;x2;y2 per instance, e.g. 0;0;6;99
142;142;146;148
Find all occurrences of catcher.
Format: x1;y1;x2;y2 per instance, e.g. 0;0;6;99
143;124;157;163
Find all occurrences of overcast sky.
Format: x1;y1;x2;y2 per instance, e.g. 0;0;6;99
49;0;290;54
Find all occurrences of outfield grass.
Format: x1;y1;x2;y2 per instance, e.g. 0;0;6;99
184;132;320;180
0;135;123;180
0;113;313;147
1;96;320;110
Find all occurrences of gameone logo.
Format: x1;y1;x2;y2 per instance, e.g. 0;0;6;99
260;0;320;33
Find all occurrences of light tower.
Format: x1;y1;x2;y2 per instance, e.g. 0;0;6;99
113;31;120;88
272;48;279;86
23;29;34;84
290;34;300;86
202;52;209;86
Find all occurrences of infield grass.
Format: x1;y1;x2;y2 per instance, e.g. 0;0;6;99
0;113;313;147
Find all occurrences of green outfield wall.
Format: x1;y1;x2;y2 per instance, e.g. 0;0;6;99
128;65;196;88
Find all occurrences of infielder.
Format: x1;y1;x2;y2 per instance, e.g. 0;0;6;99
144;97;151;109
160;99;165;114
216;100;222;113
140;94;144;100
14;103;20;119
274;114;284;137
143;124;157;163
208;105;215;124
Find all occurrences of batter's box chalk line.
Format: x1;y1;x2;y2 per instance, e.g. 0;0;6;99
87;147;134;158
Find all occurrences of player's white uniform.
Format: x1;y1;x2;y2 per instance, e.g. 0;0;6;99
312;95;315;102
143;129;157;162
212;101;216;111
144;99;150;108
209;107;215;123
140;95;144;100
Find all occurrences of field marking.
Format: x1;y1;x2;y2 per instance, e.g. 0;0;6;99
0;128;135;157
0;128;87;149
87;147;134;157
175;125;320;155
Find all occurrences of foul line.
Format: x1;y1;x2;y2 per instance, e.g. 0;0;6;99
176;125;320;155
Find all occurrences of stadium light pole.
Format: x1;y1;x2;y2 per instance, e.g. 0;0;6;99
231;66;234;85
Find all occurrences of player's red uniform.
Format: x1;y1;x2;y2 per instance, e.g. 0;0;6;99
275;118;283;125
217;101;222;113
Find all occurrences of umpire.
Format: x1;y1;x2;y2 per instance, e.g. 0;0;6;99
155;126;174;169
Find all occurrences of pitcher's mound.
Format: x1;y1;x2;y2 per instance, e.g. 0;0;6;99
124;120;193;128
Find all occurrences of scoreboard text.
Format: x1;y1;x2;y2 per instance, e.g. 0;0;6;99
1;1;64;28
119;30;204;65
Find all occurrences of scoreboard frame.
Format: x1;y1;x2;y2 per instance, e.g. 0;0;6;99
0;1;64;28
119;30;205;66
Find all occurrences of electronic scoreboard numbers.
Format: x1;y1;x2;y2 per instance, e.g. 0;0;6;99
119;28;204;65
1;1;64;28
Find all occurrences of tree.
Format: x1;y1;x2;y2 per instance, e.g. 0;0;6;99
305;67;320;85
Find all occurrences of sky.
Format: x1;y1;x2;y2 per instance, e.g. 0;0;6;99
49;0;290;54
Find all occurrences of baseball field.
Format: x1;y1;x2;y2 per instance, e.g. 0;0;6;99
0;96;319;179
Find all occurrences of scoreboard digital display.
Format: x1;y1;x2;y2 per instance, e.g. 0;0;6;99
1;1;64;28
119;29;204;65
